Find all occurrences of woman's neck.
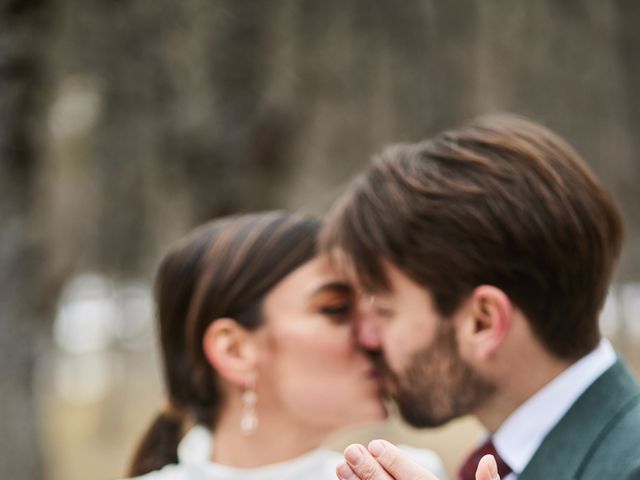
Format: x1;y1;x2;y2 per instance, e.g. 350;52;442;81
211;404;331;468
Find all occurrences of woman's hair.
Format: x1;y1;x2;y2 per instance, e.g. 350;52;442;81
128;211;320;476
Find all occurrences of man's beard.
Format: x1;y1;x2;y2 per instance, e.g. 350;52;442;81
375;320;496;427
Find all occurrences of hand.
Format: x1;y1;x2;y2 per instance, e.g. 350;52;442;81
475;454;501;480
335;439;501;480
336;439;439;480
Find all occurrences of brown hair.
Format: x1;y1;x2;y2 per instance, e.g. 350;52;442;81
128;211;320;476
323;114;623;360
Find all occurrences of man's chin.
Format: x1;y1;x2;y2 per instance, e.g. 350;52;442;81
377;371;399;397
396;401;454;428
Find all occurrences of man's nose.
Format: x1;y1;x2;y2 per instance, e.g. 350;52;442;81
355;307;382;350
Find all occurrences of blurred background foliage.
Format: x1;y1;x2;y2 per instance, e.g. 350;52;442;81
1;1;639;479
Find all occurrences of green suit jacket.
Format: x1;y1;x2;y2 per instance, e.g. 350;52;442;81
519;359;640;479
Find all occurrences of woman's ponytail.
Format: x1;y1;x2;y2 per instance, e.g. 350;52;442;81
127;406;184;477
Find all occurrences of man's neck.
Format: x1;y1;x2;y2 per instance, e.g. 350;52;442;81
474;348;572;432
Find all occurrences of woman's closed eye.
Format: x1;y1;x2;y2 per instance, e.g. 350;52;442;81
319;303;353;321
308;281;356;322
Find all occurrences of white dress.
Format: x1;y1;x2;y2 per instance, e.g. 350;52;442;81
126;425;447;480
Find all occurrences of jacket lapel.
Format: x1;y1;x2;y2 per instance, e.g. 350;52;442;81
518;359;640;479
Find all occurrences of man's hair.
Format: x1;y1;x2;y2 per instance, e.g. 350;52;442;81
322;114;624;360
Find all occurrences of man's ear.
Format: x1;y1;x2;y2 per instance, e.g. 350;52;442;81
202;318;259;386
457;285;513;360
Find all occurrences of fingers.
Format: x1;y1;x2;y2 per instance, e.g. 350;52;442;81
365;439;440;480
337;444;393;480
475;454;500;480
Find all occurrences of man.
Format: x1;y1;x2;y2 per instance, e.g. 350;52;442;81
321;114;640;479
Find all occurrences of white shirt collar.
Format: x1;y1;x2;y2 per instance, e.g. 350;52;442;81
493;339;616;476
176;425;338;479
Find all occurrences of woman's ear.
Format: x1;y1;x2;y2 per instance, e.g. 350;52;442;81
202;318;258;386
457;285;513;361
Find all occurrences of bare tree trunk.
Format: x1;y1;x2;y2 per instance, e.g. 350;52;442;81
52;0;295;276
0;0;54;478
614;0;640;280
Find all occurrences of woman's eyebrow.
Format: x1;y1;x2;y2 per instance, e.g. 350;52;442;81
309;281;353;297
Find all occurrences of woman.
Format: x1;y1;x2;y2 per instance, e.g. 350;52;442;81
125;211;445;479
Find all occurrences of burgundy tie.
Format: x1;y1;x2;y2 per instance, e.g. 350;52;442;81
458;439;512;480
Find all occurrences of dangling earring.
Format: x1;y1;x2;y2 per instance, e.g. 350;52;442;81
240;372;258;435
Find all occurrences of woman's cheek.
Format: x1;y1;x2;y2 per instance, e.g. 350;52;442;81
282;322;353;360
276;332;353;393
